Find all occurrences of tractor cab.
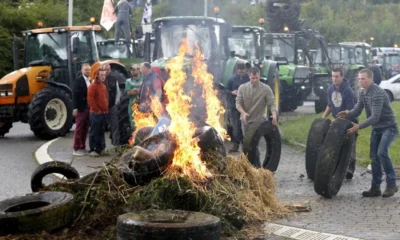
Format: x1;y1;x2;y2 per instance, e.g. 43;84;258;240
229;26;265;63
372;47;400;79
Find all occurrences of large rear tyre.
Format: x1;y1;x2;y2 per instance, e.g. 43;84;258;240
28;87;72;140
0;122;13;137
305;118;331;180
314;118;354;198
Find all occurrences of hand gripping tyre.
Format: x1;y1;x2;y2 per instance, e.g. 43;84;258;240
314;118;355;198
28;87;73;140
117;210;221;240
242;121;281;172
0;192;75;236
31;161;80;192
305;118;331;180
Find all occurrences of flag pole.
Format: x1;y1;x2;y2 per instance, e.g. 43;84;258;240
68;0;73;26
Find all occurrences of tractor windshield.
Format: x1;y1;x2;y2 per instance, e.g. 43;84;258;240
97;40;129;59
318;46;341;64
228;31;256;60
354;47;365;65
266;36;295;63
159;23;213;59
25;32;68;67
70;30;99;64
384;54;400;76
341;47;354;65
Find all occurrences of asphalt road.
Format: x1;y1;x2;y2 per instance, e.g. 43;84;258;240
0;122;46;201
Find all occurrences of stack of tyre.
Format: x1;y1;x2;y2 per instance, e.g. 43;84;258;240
305;118;356;198
266;0;301;32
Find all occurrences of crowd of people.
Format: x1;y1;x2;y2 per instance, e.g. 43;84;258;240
71;61;398;197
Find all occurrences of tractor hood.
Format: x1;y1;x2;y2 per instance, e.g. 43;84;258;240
0;66;51;86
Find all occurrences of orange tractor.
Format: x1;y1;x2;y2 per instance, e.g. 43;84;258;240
0;21;128;139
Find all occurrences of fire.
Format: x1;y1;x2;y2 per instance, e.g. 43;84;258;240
128;103;157;145
164;39;210;180
192;42;228;140
130;38;228;181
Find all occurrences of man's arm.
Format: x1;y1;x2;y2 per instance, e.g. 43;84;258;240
87;86;99;112
72;78;81;110
322;106;331;118
344;88;355;111
225;76;234;95
235;85;246;115
358;93;385;129
347;92;364;119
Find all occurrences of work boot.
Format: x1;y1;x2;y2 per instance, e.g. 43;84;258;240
229;143;240;153
362;187;381;197
382;185;398;198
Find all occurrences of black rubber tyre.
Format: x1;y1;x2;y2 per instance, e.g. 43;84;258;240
0;191;75;236
31;161;80;192
116;210;221;240
242;121;281;172
132;132;177;173
134;127;154;146
0;122;13;137
314;118;354;198
305;118;331;180
195;126;226;157
314;98;327;114
118;91;133;145
28;87;73;140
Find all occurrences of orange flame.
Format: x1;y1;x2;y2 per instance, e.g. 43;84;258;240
128;103;157;145
164;39;211;180
192;42;228;140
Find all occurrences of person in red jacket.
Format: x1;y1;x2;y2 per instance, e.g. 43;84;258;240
87;69;109;157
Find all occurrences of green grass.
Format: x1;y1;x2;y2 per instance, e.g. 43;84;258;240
279;102;400;167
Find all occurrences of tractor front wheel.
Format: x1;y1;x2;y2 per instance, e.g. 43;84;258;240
28;87;73;140
0;122;13;137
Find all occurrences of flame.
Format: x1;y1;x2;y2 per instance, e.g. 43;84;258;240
164;39;210;180
192;42;228;140
128;103;157;145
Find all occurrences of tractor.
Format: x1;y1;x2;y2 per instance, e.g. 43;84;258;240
372;47;400;80
0;21;128;139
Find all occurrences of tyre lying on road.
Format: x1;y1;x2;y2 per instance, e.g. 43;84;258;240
314;118;355;198
0;191;75;236
116;209;221;240
305;118;331;180
242;121;281;172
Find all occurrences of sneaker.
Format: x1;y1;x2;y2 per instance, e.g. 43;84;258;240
73;149;88;156
382;185;398;198
89;151;100;157
362;187;381;197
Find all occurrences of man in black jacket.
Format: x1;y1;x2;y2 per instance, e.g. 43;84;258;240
103;64;121;147
72;64;91;156
369;60;382;85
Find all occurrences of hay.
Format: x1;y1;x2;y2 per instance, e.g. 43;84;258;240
3;152;290;239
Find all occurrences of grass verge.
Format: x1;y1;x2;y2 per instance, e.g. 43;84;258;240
279;101;400;167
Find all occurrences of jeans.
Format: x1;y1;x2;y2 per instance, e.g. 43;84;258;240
370;125;398;187
89;113;107;154
229;108;243;144
107;105;120;146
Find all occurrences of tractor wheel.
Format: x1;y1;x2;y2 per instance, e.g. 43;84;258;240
0;122;13;137
28;87;72;140
314;98;327;114
118;91;133;145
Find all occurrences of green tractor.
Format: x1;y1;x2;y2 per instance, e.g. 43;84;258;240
371;47;400;80
263;31;331;113
229;24;281;114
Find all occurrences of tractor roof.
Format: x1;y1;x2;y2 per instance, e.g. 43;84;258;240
233;26;265;32
22;25;101;34
154;16;226;24
339;42;371;48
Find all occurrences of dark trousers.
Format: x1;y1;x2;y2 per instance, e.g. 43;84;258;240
89;113;107;154
107;105;120;146
229;108;243;144
73;108;90;151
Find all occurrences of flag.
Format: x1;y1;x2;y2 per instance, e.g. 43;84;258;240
141;0;152;25
100;0;117;31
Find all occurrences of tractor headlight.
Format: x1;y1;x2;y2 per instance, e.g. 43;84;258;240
7;91;13;96
0;92;6;97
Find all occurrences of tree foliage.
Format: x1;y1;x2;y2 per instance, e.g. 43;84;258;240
1;0;400;76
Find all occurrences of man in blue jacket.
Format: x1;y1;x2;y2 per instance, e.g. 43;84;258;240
322;68;357;179
226;63;250;152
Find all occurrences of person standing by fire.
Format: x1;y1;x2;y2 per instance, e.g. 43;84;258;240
226;63;250;153
125;64;143;128
87;69;109;157
236;67;277;139
138;62;165;114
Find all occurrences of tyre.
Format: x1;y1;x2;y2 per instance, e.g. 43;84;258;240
0;122;12;137
194;126;226;157
118;91;133;145
305;118;331;180
28;87;73;140
0;191;75;236
132;132;177;173
314;118;354;198
122;167;164;186
116;210;221;240
134;127;154;146
31;161;80;192
242;121;281;172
